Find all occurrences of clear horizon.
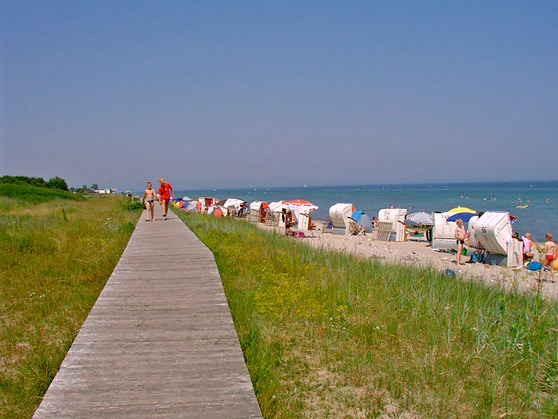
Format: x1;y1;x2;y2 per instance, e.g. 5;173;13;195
2;1;557;191
161;179;558;195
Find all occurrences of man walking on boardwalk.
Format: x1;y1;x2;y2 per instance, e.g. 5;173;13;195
158;177;175;219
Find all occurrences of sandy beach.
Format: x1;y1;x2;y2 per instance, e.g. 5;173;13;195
256;221;558;301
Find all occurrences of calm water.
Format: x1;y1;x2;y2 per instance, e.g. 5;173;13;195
173;181;557;242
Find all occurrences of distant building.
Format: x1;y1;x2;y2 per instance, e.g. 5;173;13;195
93;189;115;194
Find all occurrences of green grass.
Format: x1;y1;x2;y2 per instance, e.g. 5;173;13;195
177;211;558;417
0;195;140;418
0;182;81;205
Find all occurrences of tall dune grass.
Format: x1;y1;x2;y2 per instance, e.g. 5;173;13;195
178;212;558;417
0;195;140;418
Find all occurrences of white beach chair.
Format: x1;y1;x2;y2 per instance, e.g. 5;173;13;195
377;221;393;241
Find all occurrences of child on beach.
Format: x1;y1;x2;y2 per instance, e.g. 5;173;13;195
142;182;157;221
454;219;467;265
544;233;556;279
521;233;534;261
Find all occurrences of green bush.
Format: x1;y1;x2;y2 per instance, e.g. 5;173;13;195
0;183;80;205
1;175;69;191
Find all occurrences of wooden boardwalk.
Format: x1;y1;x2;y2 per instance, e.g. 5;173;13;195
34;205;261;418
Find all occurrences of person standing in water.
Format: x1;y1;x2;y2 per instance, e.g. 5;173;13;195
158;177;175;219
142;181;157;221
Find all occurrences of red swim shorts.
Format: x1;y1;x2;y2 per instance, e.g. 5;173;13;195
546;254;555;264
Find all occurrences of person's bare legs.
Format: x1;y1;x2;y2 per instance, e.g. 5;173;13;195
149;202;155;220
457;242;463;265
162;200;169;218
144;201;151;221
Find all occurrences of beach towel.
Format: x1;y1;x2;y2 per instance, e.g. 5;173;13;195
526;261;542;271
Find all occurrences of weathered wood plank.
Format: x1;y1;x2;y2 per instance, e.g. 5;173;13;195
33;205;261;418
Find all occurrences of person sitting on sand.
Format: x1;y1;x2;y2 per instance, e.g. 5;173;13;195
521;233;534;261
454;219;467;265
468;245;485;264
544;233;556;278
142;182;157;221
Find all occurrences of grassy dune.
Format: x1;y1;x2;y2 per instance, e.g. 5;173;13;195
0;193;140;417
0;182;80;205
177;212;558;417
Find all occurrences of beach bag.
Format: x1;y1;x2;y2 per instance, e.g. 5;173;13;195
526;261;542;271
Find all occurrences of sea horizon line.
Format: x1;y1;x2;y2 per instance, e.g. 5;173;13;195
172;179;558;194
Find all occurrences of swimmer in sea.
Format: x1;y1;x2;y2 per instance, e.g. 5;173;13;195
142;181;157;221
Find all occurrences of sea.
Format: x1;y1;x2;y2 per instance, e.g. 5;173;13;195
172;181;557;242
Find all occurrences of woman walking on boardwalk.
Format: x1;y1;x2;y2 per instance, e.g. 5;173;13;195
158;177;175;219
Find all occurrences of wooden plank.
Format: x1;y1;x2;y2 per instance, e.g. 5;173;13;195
33;205;261;418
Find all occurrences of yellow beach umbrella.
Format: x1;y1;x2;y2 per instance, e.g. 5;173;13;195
448;206;476;214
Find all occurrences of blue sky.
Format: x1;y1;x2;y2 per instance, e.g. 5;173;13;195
1;1;556;191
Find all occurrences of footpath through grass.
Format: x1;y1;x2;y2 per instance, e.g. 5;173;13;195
178;212;558;417
0;193;140;418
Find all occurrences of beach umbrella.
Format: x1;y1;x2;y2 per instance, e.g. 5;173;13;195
224;198;246;208
447;212;477;223
448;206;476;214
216;199;227;207
285;199;318;211
404;212;434;226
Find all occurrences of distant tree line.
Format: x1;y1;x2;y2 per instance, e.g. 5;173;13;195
0;175;69;191
69;183;98;193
